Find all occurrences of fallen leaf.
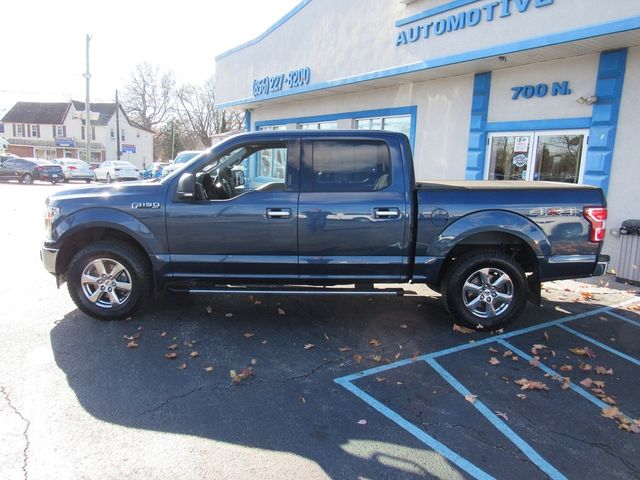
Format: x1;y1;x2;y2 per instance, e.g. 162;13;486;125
595;366;614;375
229;369;237;379
338;347;351;352
411;352;419;362
178;363;187;370
127;341;139;349
495;328;505;334
368;339;382;347
230;367;254;384
251;358;257;366
300;397;306;404
531;344;547;355
529;357;540;367
516;393;527;400
167;344;178;350
569;347;596;358
580;378;593;388
592;380;606;389
244;332;255;338
323;332;330;341
160;332;167;337
489;357;500;366
225;313;233;318
206;306;213;314
465;394;477;404
559;365;573;372
515;378;550;391
261;340;268;345
496;411;509;422
124;333;140;341
503;350;513;357
374;377;387;383
204;366;214;373
304;343;315;350
580;291;594;301
453;324;475;334
400;324;408;329
354;354;363;363
489;347;498;353
602;406;620;418
254;299;262;305
544;331;549;341
561;377;571;390
394;353;401;360
357;419;367;425
602;396;617;405
164;352;177;360
511;356;519;361
579;363;593;372
373;355;382;363
190;351;199;358
277;307;286;315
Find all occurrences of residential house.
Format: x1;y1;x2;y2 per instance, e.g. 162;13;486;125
0;101;154;169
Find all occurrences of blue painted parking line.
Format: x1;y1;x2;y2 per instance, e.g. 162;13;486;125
333;377;496;480
557;324;640;367
425;357;568;480
496;339;615;412
607;310;640;328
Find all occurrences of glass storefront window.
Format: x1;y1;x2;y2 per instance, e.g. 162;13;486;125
298;122;338;130
355;115;411;138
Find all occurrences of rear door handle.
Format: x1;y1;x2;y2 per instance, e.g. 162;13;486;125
266;208;292;219
374;208;401;219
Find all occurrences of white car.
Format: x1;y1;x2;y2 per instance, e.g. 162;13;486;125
162;150;202;177
53;158;95;183
94;161;140;183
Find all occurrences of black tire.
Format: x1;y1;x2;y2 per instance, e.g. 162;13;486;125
22;173;33;185
67;241;151;320
85;179;91;183
106;173;112;183
441;250;527;331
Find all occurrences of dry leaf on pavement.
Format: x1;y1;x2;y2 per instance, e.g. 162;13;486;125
204;366;214;372
189;351;199;358
277;307;286;315
515;378;550;391
453;324;475;334
368;339;382;347
244;332;255;338
127;341;139;349
167;344;178;350
178;363;187;370
465;394;477;404
595;366;614;375
304;343;315;350
489;357;500;366
580;378;593;388
165;352;177;360
496;411;509;422
353;354;363;363
339;347;351;352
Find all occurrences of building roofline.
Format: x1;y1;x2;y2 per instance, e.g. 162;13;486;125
215;0;312;60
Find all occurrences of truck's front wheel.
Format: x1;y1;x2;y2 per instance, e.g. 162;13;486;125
67;241;151;320
441;250;527;331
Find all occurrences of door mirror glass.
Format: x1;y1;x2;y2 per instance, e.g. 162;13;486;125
231;166;245;186
177;173;195;199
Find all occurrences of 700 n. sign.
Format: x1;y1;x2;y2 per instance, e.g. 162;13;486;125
511;81;572;100
253;67;311;97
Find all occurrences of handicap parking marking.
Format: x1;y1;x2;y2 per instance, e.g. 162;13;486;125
334;298;640;480
606;310;640;328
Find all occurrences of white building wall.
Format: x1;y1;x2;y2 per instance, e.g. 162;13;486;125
602;46;640;272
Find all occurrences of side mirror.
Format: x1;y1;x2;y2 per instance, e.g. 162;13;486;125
232;167;245;186
177;173;195;199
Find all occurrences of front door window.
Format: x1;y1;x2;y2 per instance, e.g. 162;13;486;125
486;130;587;183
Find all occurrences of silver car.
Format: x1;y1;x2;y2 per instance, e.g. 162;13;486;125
94;161;140;182
53;158;95;183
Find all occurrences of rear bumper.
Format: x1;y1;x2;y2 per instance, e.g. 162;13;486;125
34;172;63;181
539;254;609;281
592;254;610;277
40;246;59;274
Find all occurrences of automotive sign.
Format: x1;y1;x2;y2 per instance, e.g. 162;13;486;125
122;144;136;153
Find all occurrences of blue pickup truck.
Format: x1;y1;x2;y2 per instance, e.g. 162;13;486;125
41;131;609;330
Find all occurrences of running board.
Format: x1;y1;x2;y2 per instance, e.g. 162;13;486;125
168;286;415;296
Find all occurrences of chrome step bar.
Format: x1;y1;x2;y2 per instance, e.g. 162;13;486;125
169;286;415;296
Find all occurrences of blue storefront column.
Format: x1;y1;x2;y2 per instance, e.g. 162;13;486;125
465;72;491;180
583;49;628;195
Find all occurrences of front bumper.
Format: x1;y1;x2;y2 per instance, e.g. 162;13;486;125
40;246;59;274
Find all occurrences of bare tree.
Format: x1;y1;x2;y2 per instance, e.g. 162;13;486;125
174;78;244;148
122;62;174;131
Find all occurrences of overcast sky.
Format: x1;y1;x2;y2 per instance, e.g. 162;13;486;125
0;0;301;113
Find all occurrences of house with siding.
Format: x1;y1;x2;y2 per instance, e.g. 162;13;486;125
0;101;154;169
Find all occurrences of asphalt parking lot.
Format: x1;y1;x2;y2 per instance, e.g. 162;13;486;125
0;181;639;480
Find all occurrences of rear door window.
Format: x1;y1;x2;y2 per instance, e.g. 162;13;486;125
311;140;391;192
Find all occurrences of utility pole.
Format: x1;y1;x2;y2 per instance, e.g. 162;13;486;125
171;120;175;160
84;34;92;164
115;89;121;160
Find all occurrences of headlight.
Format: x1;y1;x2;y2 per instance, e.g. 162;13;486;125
44;205;61;239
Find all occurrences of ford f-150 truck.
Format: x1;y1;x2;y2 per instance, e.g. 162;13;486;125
41;131;609;330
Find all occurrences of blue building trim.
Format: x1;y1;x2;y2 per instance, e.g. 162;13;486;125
244;110;252;132
583;49;628;194
216;0;312;60
254;106;418;152
396;0;482;27
485;117;592;132
465;72;491;180
217;17;640;109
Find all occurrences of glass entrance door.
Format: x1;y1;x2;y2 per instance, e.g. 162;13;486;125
486;130;588;183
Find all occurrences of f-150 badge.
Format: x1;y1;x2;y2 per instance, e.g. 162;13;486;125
131;202;161;209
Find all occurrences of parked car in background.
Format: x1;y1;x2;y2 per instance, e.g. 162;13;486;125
161;151;202;177
0;157;63;184
143;162;169;180
52;158;95;183
0;153;18;165
94;161;140;182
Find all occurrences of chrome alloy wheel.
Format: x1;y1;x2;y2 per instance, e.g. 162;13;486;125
80;258;133;309
462;267;514;319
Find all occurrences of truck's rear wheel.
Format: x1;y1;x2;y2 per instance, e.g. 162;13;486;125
67;241;151;320
441;250;527;330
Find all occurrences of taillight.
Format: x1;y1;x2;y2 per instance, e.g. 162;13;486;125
68;166;77;171
584;207;607;242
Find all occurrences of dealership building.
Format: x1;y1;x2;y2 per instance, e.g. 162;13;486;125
215;0;640;272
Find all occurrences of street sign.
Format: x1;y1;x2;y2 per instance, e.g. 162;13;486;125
121;144;136;153
55;137;76;147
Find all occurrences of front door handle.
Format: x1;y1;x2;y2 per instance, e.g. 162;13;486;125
374;208;401;219
266;208;292;219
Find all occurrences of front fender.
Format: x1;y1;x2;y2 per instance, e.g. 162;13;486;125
429;210;551;258
52;207;167;255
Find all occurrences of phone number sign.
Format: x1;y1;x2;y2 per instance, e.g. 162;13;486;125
253;67;311;97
